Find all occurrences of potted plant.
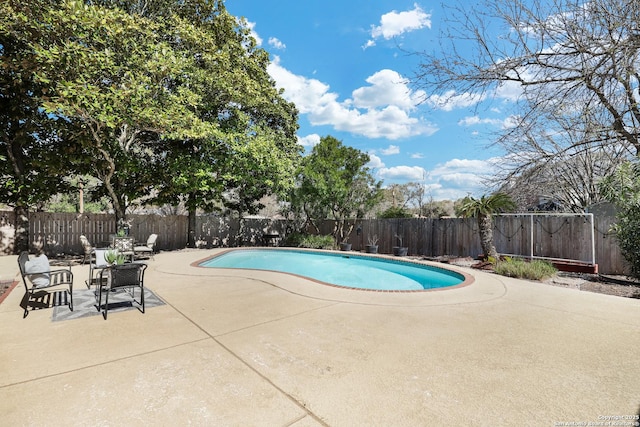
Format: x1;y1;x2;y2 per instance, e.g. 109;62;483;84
365;235;379;254
339;239;352;251
104;249;126;266
392;234;408;257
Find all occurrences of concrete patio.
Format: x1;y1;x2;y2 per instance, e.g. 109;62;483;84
0;249;638;426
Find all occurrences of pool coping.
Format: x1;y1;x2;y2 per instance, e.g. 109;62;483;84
191;247;475;293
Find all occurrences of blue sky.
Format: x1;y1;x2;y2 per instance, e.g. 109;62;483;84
227;1;513;200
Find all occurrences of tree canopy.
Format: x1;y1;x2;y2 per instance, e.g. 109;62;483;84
412;0;640;210
456;193;516;260
290;135;381;242
0;0;300;251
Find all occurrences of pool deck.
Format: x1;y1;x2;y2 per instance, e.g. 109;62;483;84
0;249;638;426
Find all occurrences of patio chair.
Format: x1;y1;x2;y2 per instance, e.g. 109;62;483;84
112;236;135;262
96;263;147;320
80;235;93;264
87;248;109;288
134;233;157;260
17;251;73;318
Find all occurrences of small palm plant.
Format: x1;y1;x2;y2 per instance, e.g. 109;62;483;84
104;249;126;265
456;193;516;260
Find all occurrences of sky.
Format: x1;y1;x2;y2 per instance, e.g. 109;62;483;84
226;1;513;201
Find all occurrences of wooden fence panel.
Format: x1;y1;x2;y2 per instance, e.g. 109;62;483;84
0;210;632;274
594;215;629;274
194;216;291;248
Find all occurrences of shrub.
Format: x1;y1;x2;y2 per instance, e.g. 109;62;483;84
281;232;304;247
609;204;640;279
282;233;335;249
299;234;335;249
494;258;557;281
378;206;412;218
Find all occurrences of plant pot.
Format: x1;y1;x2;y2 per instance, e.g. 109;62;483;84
365;245;378;254
392;246;408;256
340;242;352;251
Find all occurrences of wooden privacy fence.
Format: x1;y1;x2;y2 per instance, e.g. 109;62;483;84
0;210;628;274
0;211;290;256
317;214;627;275
0;211;188;256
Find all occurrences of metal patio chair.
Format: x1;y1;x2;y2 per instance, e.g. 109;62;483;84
17;251;73;318
80;235;93;264
87;248;110;288
134;233;157;260
96;263;147;320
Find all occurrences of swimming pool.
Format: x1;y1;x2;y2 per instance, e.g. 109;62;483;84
199;249;467;291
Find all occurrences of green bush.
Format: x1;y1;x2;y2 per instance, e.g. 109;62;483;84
282;233;335;249
610;204;640;279
300;234;335;249
494;258;557;281
378;206;412;218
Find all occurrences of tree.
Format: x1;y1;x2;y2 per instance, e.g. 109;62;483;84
599;161;640;280
2;0;300;250
376;183;416;217
456;193;516;260
497;142;631;212
0;0;80;252
291;136;381;243
143;3;300;246
489;102;632;211
32;2;222;227
412;0;640;177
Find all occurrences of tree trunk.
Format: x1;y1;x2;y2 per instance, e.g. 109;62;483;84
13;204;29;254
187;208;197;248
477;214;498;260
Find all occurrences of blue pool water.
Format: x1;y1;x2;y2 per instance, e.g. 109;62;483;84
199;249;465;291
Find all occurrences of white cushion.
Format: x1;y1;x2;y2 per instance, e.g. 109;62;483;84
24;254;51;288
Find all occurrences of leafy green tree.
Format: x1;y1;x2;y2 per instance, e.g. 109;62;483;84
291;136;382;243
600;161;640;279
2;0;300;250
456;193;516;260
29;1;222;227
141;2;300;246
0;0;79;252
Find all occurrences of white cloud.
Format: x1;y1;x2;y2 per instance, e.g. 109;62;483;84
427;90;486;111
362;39;376;49
494;80;523;102
501;115;521;129
458;115;503;127
410;153;424;159
298;134;321;148
379;165;426;181
377;158;498;200
458;114;520;129
351;69;425;110
268;37;286;50
380;145;400;155
267;57;438;140
367;153;385;169
425;158;498;198
366;3;431;48
244;21;263;46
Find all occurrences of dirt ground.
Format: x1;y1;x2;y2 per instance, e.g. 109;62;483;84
0;279;14;300
433;256;640;300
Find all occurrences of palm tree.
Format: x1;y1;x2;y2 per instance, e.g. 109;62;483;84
456;193;516;260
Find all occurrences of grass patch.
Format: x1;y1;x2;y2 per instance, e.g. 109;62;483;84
494;257;557;281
